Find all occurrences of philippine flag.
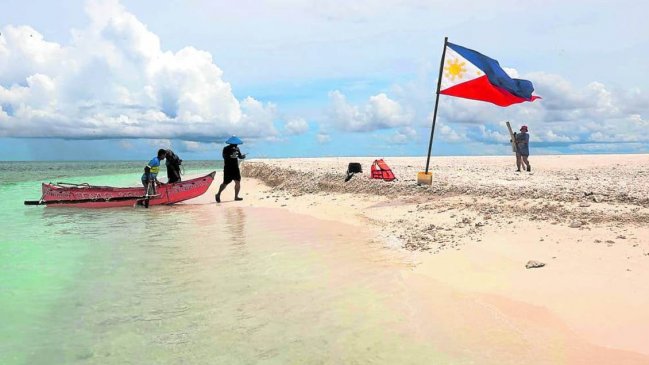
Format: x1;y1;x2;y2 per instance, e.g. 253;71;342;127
439;43;540;107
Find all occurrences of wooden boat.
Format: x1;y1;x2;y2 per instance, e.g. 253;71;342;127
25;171;216;208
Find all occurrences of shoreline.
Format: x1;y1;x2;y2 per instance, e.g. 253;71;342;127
219;154;649;359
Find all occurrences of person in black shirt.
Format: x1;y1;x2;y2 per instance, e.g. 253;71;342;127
215;136;246;203
165;149;183;183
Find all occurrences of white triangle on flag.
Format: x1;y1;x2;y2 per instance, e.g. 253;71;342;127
440;47;484;91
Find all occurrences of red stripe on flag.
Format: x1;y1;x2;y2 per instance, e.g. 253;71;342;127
440;75;540;107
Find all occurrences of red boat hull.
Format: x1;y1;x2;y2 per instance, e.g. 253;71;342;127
40;171;216;208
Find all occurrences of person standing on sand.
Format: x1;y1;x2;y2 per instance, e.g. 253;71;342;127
215;136;246;203
515;125;531;172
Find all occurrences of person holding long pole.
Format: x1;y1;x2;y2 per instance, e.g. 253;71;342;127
515;125;531;172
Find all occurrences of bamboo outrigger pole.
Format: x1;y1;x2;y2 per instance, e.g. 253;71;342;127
423;36;448;175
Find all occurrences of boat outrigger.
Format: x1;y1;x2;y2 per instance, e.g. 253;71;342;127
24;171;216;208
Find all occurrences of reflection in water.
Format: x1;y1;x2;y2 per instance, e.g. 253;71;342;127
224;207;246;246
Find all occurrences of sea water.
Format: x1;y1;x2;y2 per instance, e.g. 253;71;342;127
0;162;460;365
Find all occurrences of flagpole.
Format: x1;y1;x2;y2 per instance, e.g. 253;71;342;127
424;36;448;174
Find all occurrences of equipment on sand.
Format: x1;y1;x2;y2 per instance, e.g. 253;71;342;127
370;159;396;182
24;172;216;208
417;171;433;186
345;162;363;182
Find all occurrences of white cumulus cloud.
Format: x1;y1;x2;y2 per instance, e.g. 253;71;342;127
284;117;309;135
327;90;412;132
316;132;331;144
388;126;417;144
0;0;277;140
180;141;221;153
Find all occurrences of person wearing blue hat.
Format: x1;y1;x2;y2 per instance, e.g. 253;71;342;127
215;136;246;203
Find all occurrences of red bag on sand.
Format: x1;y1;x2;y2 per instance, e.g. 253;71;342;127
370;159;396;182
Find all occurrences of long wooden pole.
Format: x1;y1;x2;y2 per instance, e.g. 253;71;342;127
424;36;448;174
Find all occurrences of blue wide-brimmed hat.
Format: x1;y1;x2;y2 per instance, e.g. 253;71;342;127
225;136;243;145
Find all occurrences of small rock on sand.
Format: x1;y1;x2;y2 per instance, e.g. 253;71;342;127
569;221;582;228
526;260;546;269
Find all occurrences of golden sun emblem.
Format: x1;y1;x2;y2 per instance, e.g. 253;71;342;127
444;58;467;81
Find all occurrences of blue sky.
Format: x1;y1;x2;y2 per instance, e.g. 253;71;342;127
1;0;648;160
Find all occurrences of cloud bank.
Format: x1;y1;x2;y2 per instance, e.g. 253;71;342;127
0;0;277;140
327;90;412;132
432;71;649;150
323;68;648;154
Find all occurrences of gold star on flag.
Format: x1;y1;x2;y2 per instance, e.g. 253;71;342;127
444;58;467;81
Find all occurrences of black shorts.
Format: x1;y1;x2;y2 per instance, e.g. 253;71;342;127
223;168;241;184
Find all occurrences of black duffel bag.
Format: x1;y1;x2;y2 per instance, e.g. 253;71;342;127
345;162;363;182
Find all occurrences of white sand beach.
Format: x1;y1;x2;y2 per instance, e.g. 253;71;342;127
200;154;649;363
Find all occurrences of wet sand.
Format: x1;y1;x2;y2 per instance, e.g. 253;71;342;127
201;154;649;363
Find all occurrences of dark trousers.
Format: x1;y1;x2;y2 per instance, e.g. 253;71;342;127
167;165;181;183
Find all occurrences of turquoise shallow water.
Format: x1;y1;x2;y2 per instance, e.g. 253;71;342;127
0;161;220;364
0;162;460;365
